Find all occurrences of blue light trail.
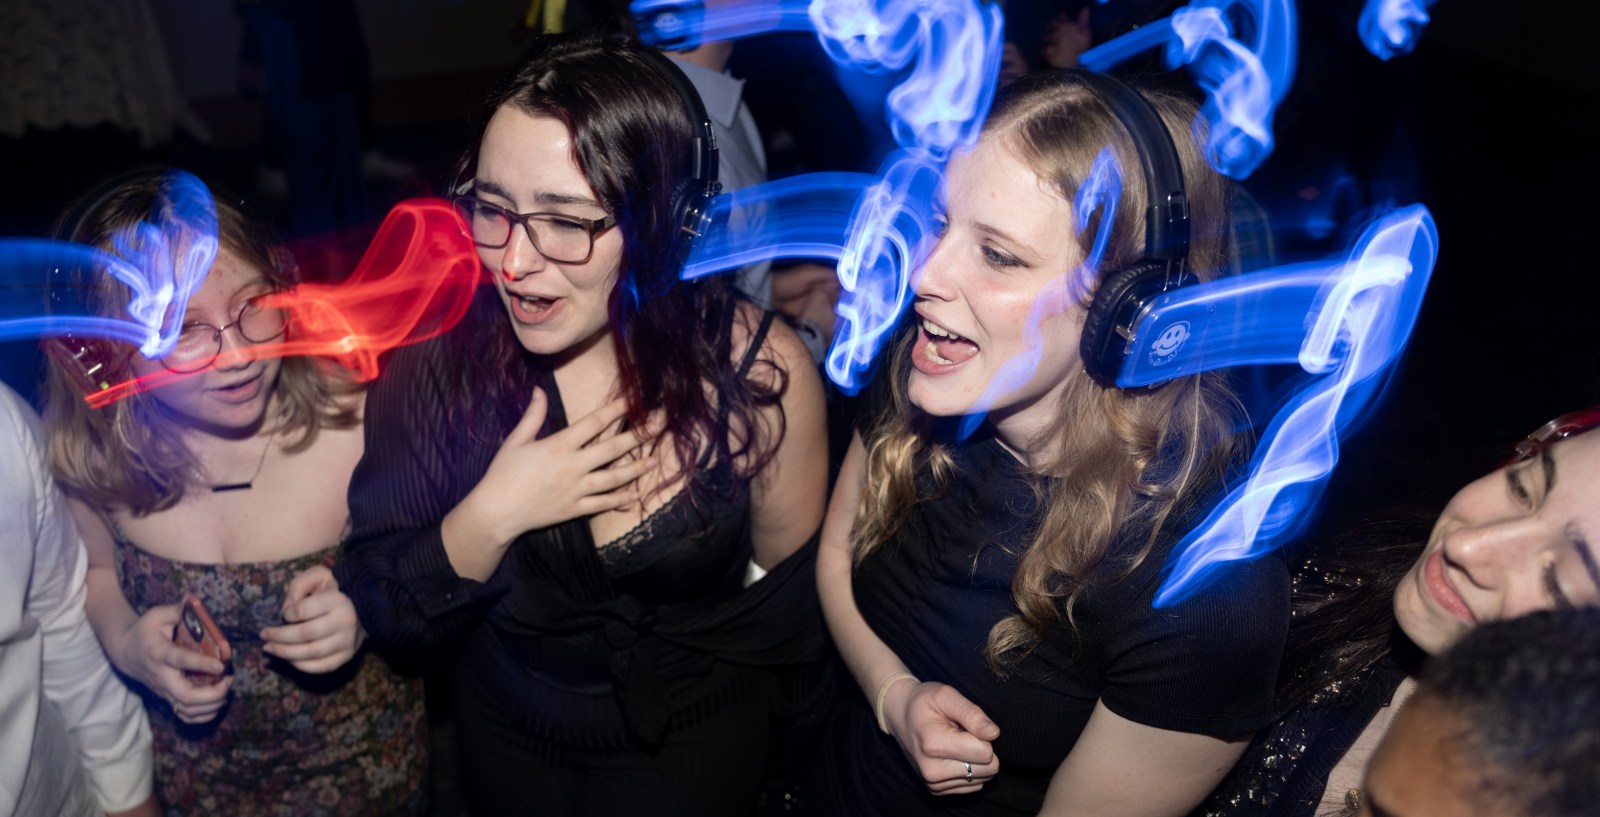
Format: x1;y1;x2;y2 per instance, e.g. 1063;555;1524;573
1147;203;1438;606
1359;0;1433;60
1;170;215;359
1081;0;1297;180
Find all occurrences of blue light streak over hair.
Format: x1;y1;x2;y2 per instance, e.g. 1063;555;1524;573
680;172;879;278
1;170;217;357
1081;0;1297;180
640;0;1004;390
1359;0;1433;60
954;144;1121;441
828;151;945;391
1141;203;1438;606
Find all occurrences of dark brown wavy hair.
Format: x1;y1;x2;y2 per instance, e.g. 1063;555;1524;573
42;170;359;515
450;33;785;499
851;72;1248;672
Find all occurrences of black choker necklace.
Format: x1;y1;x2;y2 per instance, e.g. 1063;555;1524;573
207;435;273;492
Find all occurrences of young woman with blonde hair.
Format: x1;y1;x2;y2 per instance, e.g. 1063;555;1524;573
44;170;425;814
811;70;1290;816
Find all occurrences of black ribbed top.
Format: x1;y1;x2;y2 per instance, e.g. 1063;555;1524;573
834;380;1290;815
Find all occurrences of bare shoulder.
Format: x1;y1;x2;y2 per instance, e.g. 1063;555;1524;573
729;301;814;386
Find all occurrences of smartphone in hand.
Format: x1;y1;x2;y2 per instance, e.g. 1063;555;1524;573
173;594;232;686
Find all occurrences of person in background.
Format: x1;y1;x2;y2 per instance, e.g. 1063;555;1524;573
43;171;425;815
1;381;156;817
1358;607;1600;817
1041;4;1094;69
998;42;1031;85
665;39;775;308
1196;404;1600;816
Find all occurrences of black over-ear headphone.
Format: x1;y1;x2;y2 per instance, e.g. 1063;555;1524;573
1066;69;1195;387
636;49;722;276
43;167;171;395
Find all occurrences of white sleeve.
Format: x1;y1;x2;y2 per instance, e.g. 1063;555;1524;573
17;396;154;813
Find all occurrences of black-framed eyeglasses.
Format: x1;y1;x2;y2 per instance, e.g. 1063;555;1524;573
452;197;617;264
1510;405;1600;464
162;294;288;374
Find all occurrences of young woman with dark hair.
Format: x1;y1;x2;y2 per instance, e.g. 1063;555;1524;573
43;170;426;814
1196;405;1600;817
809;71;1291;817
334;33;828;816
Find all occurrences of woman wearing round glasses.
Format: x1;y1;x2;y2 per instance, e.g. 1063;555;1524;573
1196;406;1600;816
336;33;827;815
42;171;426;814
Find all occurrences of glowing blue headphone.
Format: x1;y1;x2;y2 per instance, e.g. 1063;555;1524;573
1066;68;1196;388
636;48;724;277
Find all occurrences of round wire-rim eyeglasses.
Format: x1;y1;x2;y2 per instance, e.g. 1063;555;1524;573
161;294;288;374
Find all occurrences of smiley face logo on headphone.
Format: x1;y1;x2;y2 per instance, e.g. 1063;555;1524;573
1149;320;1191;366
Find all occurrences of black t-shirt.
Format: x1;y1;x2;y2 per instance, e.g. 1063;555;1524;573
837;380;1290;814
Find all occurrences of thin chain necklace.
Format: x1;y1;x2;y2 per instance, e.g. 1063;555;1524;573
204;433;274;493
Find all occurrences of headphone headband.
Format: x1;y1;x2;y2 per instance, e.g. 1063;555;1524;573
637;49;719;184
1064;69;1190;261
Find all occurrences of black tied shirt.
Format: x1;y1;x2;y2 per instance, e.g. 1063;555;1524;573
335;306;827;745
840;379;1290;814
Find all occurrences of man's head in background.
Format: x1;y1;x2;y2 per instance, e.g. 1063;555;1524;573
1361;608;1600;817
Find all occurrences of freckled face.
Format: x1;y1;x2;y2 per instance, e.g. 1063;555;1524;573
1394;432;1600;654
908;137;1086;423
474;108;623;357
129;248;283;431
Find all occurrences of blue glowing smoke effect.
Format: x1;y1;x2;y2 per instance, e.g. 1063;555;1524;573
954;144;1121;441
1;170;216;357
641;0;1004;390
681;172;878;278
1359;0;1433;60
633;0;816;49
633;0;1002;157
811;0;1003;161
1146;204;1438;607
1081;0;1297;180
828;152;945;391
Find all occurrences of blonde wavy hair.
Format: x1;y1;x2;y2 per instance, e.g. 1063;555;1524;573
43;171;359;515
852;74;1250;671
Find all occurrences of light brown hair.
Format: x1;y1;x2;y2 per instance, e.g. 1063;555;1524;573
852;74;1249;671
43;170;359;515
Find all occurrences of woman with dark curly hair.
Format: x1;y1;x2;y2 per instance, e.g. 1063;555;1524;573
334;33;829;816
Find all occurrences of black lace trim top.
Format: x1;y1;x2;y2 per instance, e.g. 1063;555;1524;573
336;305;826;745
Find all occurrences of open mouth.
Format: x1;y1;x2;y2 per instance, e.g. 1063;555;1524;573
919;317;980;367
210;372;263;403
509;293;563;324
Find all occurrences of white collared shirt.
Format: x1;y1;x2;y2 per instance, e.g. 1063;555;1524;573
0;383;153;815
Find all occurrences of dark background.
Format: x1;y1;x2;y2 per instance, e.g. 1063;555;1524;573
2;0;1595;535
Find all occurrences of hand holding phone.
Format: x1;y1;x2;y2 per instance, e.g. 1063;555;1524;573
173;594;233;686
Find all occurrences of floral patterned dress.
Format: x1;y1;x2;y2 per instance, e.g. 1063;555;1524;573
115;538;427;816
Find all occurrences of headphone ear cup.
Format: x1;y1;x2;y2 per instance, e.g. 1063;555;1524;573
663;178;720;278
1078;261;1169;387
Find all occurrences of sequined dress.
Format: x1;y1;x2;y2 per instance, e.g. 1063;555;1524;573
115;538;427;816
1189;552;1411;817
